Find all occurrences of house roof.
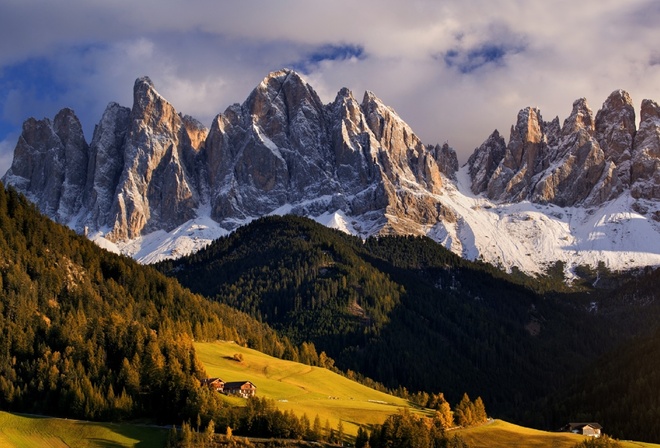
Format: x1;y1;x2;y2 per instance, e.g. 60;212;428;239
568;422;603;430
202;377;224;384
224;381;256;389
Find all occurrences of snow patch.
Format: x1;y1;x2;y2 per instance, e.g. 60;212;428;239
96;214;231;264
437;166;660;277
312;210;356;235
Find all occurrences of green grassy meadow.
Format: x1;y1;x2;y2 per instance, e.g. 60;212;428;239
196;341;660;447
194;340;428;436
456;419;660;448
3;342;660;448
0;411;167;448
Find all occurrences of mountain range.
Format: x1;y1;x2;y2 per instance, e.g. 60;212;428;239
3;69;660;275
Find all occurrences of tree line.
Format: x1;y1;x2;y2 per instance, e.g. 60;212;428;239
158;215;635;424
0;185;325;423
167;393;488;447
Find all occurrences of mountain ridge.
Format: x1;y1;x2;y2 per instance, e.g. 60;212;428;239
3;70;660;275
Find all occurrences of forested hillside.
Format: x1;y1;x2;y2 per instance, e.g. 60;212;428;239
158;215;658;426
548;268;660;442
4;177;660;442
0;184;309;424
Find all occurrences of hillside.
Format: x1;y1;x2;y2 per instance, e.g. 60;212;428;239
0;183;314;426
158;215;660;428
456;420;660;448
194;340;428;437
550;303;660;442
0;411;166;448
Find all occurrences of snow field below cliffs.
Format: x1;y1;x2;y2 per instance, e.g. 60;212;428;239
439;166;660;277
89;165;660;278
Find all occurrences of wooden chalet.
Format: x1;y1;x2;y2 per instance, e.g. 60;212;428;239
223;381;257;398
201;377;225;392
562;422;602;438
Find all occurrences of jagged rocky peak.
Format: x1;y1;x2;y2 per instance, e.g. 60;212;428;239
432;143;459;180
482;106;552;201
2;107;89;221
105;75;201;241
204;69;338;223
466;89;660;208
562;98;594;136
595;89;636;161
83;102;131;230
467;129;506;194
251;69;328;147
631;98;660;200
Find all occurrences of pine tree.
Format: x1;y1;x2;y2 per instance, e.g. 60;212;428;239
473;396;487;423
454;393;474;427
205;419;215;445
355;426;369;448
311;414;322;441
431;393;453;429
324;419;331;441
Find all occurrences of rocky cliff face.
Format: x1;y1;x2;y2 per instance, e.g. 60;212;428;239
3;70;457;243
4;77;206;241
467;90;659;209
4;71;660;274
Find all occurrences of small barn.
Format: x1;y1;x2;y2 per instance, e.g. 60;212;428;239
562;422;602;437
223;381;257;398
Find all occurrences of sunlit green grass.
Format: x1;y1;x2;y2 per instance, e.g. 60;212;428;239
194;340;427;436
196;341;660;447
0;411;167;448
456;419;660;448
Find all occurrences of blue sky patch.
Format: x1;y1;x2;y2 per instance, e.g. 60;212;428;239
1;58;65;107
292;44;365;74
444;43;523;73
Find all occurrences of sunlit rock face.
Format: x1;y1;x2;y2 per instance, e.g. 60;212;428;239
631;99;660;201
466;89;659;209
5;73;660;274
3;70;459;241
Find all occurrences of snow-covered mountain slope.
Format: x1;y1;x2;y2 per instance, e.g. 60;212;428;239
434;166;660;277
3;69;660;276
92;164;660;276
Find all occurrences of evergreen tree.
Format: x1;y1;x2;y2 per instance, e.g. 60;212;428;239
454;393;474;427
311;414;322;441
337;419;345;444
473;396;487;424
433;393;454;429
355;426;369;448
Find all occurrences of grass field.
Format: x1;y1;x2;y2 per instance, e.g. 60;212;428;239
0;411;167;448
196;341;660;448
456;419;660;448
194;340;429;436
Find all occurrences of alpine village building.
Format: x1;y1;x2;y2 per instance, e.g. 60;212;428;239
562;422;603;438
201;377;257;398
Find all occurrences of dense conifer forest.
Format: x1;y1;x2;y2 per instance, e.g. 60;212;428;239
159;215;660;440
3;180;660;442
0;185;313;425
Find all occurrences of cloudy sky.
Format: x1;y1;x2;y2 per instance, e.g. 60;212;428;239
1;0;660;175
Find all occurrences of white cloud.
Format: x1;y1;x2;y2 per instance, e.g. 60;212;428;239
1;0;660;166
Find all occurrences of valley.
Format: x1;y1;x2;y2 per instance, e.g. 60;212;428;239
1;68;660;447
